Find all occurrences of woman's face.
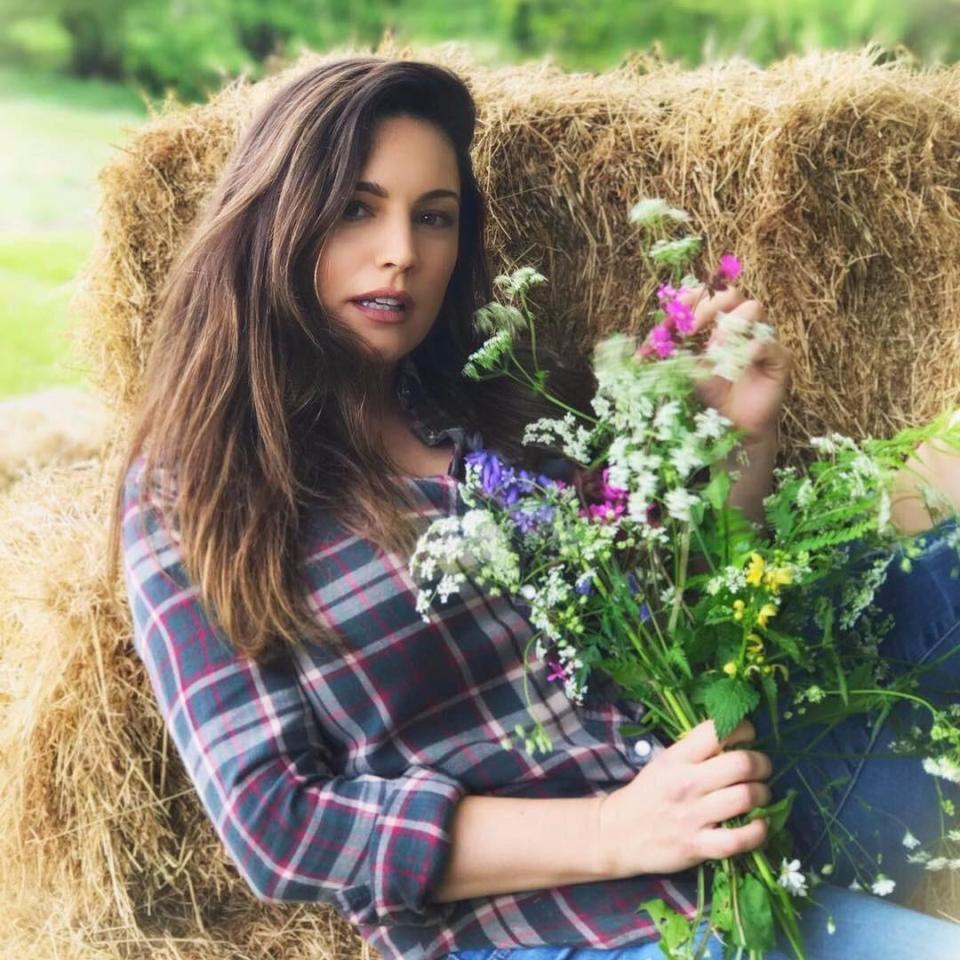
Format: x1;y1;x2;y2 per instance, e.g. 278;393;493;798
314;113;461;369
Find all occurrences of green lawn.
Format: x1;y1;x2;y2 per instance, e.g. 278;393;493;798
0;68;145;398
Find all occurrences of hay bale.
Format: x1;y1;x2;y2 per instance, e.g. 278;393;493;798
74;38;960;455
4;34;960;959
0;457;375;960
0;386;111;492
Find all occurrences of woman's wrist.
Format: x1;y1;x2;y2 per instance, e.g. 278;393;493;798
724;425;779;525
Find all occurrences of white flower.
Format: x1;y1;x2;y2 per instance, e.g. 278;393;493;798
670;439;704;479
795;478;816;509
664;487;699;523
648;235;702;266
716;310;751;336
777;858;808;897
492;266;547;299
627;450;662;474
849;879;863;892
923;755;960;784
871;874;895;897
925;857;948;871
627;492;651;523
628;197;690;227
902;830;920;850
473;301;527;336
653;400;682;438
752;321;775;343
826;916;836;936
463;329;513;379
693;407;731;441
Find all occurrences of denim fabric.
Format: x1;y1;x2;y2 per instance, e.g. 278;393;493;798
443;518;960;959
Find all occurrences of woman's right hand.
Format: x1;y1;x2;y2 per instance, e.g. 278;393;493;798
595;719;772;878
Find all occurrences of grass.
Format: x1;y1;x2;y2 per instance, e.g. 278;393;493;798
0;67;146;398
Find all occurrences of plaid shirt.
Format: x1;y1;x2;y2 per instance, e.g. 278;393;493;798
121;413;697;960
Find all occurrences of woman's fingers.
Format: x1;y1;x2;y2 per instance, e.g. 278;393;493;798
743;337;792;382
678;284;748;335
696;748;774;796
696;817;770;861
669;718;757;764
697;779;772;826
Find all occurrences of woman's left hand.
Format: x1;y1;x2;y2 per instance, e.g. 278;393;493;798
676;284;791;443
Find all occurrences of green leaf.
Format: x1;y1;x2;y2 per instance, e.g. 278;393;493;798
744;787;797;838
700;677;760;740
763;626;804;665
703;469;732;513
638;897;693;956
760;671;780;743
710;868;733;933
665;644;694;680
734;874;776;951
765;489;797;540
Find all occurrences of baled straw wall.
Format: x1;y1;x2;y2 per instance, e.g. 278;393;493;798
3;37;960;960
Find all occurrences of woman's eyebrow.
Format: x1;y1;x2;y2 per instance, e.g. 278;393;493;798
355;180;460;204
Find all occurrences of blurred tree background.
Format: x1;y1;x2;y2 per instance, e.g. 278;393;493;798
2;0;959;398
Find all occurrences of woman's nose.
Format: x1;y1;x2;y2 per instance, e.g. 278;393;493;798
377;216;417;269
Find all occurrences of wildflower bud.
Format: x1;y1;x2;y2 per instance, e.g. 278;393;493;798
723;661;738;677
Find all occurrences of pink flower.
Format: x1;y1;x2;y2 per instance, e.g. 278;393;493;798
546;658;568;682
656;283;679;304
717;254;742;282
649;323;676;358
666;299;696;334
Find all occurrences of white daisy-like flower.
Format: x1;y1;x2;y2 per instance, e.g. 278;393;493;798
871;874;896;897
777;858;808;897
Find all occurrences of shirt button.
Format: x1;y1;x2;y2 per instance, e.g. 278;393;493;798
634;738;653;759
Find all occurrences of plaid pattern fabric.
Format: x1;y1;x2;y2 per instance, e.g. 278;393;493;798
120;396;695;960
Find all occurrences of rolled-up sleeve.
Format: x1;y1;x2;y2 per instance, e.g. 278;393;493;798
120;463;466;927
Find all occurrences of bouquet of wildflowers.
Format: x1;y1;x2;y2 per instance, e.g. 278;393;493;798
409;198;960;959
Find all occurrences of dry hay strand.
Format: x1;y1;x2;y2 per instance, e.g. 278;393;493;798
0;457;378;960
0;386;111;493
73;36;960;464
8;32;960;959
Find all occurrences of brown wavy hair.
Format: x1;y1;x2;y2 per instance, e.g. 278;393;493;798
108;56;595;663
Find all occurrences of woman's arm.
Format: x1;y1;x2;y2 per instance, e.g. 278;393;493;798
434;718;772;902
121;462;465;928
723;426;779;527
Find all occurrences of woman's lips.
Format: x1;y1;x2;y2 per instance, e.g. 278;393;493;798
349;300;408;323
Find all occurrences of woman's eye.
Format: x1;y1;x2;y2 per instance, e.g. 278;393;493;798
342;200;367;220
419;211;455;228
342;201;454;228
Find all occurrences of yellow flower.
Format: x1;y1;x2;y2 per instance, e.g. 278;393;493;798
757;603;778;628
747;633;764;656
745;552;765;587
723;660;738;677
732;599;745;621
764;566;794;593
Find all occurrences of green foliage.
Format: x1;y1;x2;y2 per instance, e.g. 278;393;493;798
696;677;760;740
735;874;776;951
637;897;693;958
1;0;958;101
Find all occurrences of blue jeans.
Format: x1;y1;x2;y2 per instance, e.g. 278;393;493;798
446;520;960;959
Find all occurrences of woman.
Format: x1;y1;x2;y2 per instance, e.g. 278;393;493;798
111;56;960;960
